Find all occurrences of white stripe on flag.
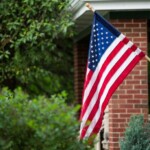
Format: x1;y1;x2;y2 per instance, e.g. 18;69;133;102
84;48;141;138
82;34;124;105
80;34;127;133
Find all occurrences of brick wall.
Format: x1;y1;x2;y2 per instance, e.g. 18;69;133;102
109;19;148;150
74;37;89;104
74;19;148;150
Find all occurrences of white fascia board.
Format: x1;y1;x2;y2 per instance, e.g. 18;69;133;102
72;0;150;20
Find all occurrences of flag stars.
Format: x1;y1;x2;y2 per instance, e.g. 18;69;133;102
89;21;116;71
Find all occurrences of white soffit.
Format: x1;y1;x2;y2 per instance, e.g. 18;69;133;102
70;0;150;34
71;0;150;20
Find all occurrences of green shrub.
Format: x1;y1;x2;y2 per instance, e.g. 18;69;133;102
120;115;150;150
0;87;91;150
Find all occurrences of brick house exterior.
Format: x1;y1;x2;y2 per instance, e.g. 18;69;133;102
71;1;150;150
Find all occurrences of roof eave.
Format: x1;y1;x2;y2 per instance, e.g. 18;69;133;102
71;0;150;20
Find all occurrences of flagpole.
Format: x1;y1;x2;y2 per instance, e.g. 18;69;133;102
85;3;150;62
85;3;95;12
145;55;150;62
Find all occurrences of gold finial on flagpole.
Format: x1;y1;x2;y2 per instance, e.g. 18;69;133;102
85;3;95;12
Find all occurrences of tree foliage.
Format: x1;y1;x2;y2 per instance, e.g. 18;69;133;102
0;87;92;150
120;115;150;150
0;0;74;99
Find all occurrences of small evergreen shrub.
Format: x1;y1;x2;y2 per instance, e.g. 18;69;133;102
120;115;150;150
0;87;91;150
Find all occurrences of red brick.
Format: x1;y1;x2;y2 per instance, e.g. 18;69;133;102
119;28;132;33
110;20;119;24
134;104;148;108
140;33;147;37
110;99;127;104
110;109;126;113
125;33;140;37
113;23;125;27
109;132;120;138
109;118;126;123
133;28;147;32
127;99;140;103
125;23;140;27
134;94;148;99
119;95;133;99
134;85;148;89
133;37;147;42
109;143;120;150
127;109;141;113
109;104;119;109
109;137;119;142
119;85;133;89
120;104;133;109
109;123;119;128
120;114;131;118
126;89;140;94
109;114;119;118
142;108;148;114
112;94;119;99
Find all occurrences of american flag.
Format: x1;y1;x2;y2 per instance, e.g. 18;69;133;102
79;12;145;139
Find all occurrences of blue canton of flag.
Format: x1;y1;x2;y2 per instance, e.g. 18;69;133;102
88;18;115;71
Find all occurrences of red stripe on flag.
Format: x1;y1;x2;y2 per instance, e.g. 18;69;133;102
84;70;93;89
80;40;125;119
80;46;135;138
89;51;144;137
122;37;129;44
